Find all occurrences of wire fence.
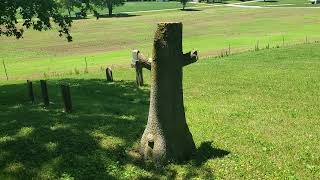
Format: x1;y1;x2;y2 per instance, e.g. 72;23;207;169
1;35;319;82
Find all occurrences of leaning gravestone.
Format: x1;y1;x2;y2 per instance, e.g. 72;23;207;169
139;22;198;165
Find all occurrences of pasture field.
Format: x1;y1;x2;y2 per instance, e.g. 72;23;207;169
1;6;320;80
0;43;319;179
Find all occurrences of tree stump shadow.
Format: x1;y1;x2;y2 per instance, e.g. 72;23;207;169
194;141;230;166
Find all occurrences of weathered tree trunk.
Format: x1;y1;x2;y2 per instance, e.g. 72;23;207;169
140;22;198;165
107;4;113;16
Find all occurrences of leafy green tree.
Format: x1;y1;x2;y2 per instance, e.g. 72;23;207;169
94;0;125;16
0;0;73;41
58;0;81;17
180;0;189;10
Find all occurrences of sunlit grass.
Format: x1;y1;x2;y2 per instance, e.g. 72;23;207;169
0;43;319;179
1;6;320;80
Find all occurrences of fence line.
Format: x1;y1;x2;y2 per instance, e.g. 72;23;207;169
2;35;320;81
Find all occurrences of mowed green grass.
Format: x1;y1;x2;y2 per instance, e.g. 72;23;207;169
246;0;319;7
112;2;200;13
65;2;201;17
1;6;320;80
1;43;319;179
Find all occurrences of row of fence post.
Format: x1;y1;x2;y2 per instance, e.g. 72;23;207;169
26;67;114;113
27;80;72;113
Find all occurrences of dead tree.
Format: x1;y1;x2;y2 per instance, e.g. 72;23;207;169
139;22;198;165
131;50;151;86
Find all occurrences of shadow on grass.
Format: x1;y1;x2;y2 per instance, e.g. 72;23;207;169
194;141;230;166
98;13;140;19
68;17;89;21
261;0;278;2
180;9;202;12
0;79;149;179
0;78;230;179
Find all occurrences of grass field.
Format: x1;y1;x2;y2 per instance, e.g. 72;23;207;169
245;0;320;7
65;2;201;17
1;6;320;80
1;3;320;179
111;2;200;13
1;43;319;179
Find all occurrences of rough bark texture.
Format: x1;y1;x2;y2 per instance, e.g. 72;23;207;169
140;22;196;165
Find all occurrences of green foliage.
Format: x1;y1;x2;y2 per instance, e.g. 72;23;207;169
92;0;126;16
57;0;82;17
0;0;73;41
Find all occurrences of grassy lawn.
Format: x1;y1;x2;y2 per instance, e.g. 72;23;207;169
112;2;200;13
245;0;319;7
64;2;202;17
1;43;319;179
1;6;320;80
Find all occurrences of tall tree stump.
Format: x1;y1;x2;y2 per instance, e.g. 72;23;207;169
106;67;113;82
140;22;198;165
27;80;34;103
61;85;72;113
40;80;49;106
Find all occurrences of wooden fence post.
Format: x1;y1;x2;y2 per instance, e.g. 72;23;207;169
106;67;113;82
135;61;144;86
40;80;49;106
132;50;148;87
27;80;34;103
61;84;72;113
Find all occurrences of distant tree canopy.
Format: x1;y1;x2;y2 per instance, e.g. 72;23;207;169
92;0;125;17
0;0;75;41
